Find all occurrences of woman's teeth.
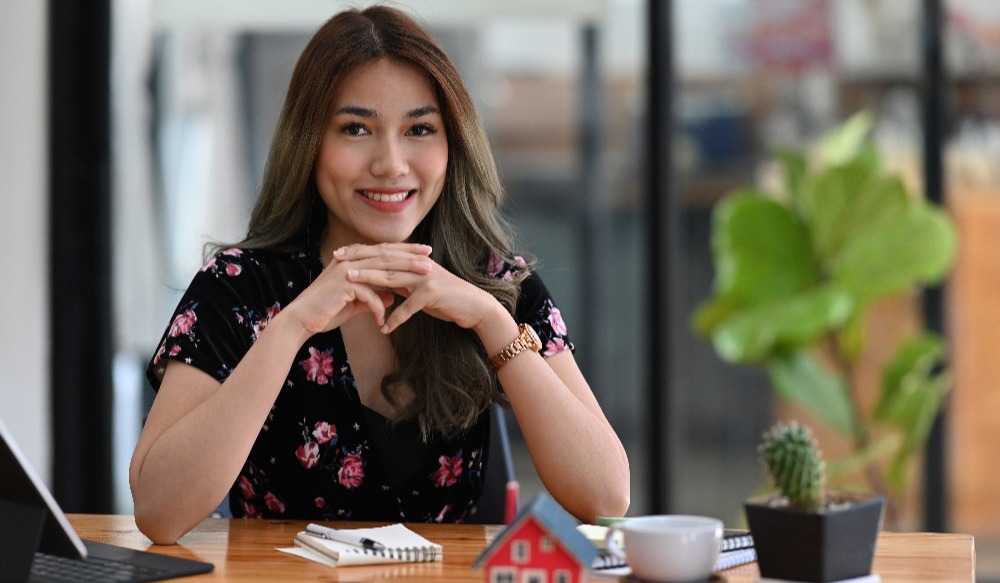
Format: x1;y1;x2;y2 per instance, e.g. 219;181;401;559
362;191;409;203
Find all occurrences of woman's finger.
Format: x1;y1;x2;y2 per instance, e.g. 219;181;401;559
333;242;432;262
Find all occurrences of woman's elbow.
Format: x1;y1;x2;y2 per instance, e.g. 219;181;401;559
133;505;185;545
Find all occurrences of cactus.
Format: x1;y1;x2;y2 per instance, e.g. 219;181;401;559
758;421;826;511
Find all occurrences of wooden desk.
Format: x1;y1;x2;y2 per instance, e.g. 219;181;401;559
68;515;976;582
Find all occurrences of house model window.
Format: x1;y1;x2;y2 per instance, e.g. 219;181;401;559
540;536;554;552
512;540;530;563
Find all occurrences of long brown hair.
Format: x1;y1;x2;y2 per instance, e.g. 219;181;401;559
226;6;528;438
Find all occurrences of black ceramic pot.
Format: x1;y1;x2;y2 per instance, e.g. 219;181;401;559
745;493;885;582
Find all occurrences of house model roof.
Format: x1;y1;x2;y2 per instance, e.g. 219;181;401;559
473;492;599;568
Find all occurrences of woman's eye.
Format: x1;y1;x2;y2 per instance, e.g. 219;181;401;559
340;122;368;136
408;123;437;137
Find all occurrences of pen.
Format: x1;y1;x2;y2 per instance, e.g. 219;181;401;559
306;523;387;551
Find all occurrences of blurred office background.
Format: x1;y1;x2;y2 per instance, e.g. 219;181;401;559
3;0;999;579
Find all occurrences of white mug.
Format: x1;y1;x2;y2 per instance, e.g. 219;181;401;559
604;515;723;582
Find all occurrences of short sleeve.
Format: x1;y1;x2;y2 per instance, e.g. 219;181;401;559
514;271;574;358
145;249;270;390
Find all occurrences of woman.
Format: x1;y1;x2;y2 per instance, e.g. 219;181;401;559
130;5;630;545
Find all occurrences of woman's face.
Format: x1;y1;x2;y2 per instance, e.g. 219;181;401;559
315;58;449;249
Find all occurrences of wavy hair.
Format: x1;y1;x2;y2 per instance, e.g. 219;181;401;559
223;6;528;438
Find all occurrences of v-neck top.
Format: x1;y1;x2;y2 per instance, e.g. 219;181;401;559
146;247;574;523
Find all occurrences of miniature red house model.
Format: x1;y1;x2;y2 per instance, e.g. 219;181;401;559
474;493;598;583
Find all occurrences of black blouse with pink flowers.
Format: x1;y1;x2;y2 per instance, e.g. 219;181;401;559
146;247;574;523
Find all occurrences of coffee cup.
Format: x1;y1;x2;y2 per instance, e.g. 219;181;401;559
604;515;723;582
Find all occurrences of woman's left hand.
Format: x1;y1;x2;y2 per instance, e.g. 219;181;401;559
338;243;497;334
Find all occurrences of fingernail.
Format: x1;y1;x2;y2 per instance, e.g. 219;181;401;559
347;269;359;279
380;324;390;334
334;247;346;257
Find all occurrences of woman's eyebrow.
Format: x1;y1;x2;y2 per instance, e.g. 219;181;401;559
333;105;376;117
332;104;440;118
407;105;440;118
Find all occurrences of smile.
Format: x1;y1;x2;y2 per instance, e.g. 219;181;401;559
361;190;413;203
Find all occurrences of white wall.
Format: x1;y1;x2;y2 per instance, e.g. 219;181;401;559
0;1;50;480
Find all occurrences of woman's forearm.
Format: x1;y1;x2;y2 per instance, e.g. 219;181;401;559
130;313;311;544
474;305;631;522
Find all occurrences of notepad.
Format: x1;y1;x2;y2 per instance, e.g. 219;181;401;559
277;523;443;567
721;528;754;552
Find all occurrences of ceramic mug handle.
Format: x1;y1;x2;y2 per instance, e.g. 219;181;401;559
604;524;627;561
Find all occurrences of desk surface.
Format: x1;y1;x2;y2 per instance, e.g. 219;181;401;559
68;515;976;582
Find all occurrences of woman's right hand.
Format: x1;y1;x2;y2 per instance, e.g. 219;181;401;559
285;242;434;335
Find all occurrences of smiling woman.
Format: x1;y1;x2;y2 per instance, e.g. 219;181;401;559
315;59;449;249
128;5;629;545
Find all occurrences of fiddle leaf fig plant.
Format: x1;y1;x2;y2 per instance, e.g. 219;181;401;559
693;111;957;511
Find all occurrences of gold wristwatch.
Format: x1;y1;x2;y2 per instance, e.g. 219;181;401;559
488;324;542;372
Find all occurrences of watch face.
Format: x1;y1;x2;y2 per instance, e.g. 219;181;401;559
522;324;542;351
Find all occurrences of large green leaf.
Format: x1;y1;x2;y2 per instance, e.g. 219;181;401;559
833;205;958;301
710;286;854;363
766;351;858;436
802;167;909;264
711;192;820;304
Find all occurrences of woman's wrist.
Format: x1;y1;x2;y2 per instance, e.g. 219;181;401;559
472;299;520;358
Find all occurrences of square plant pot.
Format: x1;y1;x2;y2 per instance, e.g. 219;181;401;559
745;494;885;582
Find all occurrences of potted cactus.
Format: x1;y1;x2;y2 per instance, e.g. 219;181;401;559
746;421;885;582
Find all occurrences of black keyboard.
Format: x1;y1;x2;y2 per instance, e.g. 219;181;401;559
31;551;169;583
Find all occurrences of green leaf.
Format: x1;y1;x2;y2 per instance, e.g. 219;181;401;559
835;309;868;365
874;335;951;491
834;205;958;302
711;192;820;304
802;167;908;264
710;286;854;363
775;147;807;205
875;334;946;423
818;110;874;166
690;298;739;338
766;351;858;437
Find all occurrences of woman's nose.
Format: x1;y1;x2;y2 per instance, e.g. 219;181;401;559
370;137;408;177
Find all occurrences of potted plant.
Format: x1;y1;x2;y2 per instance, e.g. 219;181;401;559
746;421;885;582
692;111;957;526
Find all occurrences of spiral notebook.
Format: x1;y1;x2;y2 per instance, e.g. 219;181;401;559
279;523;443;567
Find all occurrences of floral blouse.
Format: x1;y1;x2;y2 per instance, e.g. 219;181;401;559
146;247;573;523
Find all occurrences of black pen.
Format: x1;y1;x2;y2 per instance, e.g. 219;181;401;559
306;523;387;551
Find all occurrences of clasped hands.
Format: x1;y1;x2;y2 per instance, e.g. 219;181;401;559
289;242;496;337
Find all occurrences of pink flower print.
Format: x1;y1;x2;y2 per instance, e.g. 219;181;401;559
302;347;334;384
433;454;463;487
168;309;197;337
296;441;319;468
312;421;337;444
264;492;285;513
548;306;567;336
225;263;242;277
252;305;281;340
338;454;365;489
222;248;243;257
435;504;453;523
200;256;217;272
544;338;566;356
242;500;261;518
169;344;181;357
487;253;505;276
315;497;326;509
153;342;166;365
513;256;526;267
239;476;255;499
